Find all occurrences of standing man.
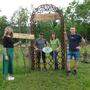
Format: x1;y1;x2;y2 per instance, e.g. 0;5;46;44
34;32;48;70
66;27;85;78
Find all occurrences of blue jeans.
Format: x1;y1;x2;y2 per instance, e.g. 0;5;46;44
67;50;80;63
51;51;58;69
3;48;14;79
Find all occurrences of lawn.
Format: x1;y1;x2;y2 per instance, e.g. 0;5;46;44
0;45;90;90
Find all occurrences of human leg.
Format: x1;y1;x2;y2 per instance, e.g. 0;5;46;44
53;51;58;69
42;51;47;69
73;51;80;75
8;48;15;80
36;50;41;69
8;48;14;75
66;51;72;77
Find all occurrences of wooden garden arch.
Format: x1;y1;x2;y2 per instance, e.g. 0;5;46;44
30;4;66;70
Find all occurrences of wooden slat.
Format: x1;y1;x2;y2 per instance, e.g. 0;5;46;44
34;13;61;21
13;33;35;39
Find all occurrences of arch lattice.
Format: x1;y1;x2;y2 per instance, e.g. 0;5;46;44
30;4;66;70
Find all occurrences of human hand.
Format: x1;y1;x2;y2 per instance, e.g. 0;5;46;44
35;47;39;50
76;46;80;49
5;55;8;60
56;47;60;51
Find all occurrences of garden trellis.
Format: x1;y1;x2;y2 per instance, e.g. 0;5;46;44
30;4;67;70
13;4;67;71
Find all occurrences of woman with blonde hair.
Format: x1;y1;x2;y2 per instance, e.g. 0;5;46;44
2;26;15;80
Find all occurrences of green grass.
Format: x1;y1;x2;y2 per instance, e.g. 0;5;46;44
0;63;90;90
0;45;90;90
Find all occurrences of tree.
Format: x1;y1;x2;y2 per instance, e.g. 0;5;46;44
0;16;10;43
11;7;29;33
64;1;90;41
34;21;61;41
75;1;90;40
75;2;90;24
64;1;78;31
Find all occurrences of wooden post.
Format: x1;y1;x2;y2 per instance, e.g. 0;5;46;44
29;4;67;70
60;15;66;69
30;13;36;70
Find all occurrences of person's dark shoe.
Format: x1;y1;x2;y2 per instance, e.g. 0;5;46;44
55;67;59;70
37;67;41;71
67;71;71;79
43;63;47;71
55;65;58;70
73;69;77;78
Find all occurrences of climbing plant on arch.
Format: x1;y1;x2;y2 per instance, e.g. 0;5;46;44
30;4;67;70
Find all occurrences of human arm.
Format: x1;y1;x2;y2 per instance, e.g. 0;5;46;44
34;40;39;50
3;37;9;60
56;38;61;51
45;40;49;47
76;36;85;49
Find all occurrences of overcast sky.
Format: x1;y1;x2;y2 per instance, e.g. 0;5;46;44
0;0;83;19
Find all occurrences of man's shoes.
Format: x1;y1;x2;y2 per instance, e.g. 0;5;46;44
67;71;71;79
55;66;58;70
73;69;77;78
73;70;77;75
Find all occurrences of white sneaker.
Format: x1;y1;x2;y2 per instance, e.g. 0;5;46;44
8;76;15;81
10;76;15;80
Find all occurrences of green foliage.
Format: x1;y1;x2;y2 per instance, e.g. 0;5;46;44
0;16;10;43
0;1;90;42
75;2;90;40
10;8;30;43
64;1;78;26
75;2;90;22
35;21;61;41
0;45;90;90
0;16;10;34
64;1;90;40
11;7;29;33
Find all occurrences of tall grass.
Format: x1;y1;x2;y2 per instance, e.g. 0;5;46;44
0;45;90;90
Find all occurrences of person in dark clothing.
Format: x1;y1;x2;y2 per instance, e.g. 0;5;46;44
2;26;14;80
66;27;85;78
34;32;48;70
